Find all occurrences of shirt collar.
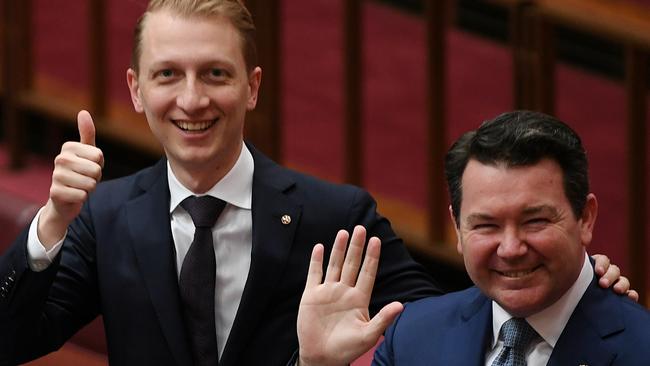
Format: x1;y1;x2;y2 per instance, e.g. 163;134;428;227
490;252;593;349
168;143;254;213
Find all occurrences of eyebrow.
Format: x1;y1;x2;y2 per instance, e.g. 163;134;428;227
464;213;495;227
463;205;560;226
521;205;559;217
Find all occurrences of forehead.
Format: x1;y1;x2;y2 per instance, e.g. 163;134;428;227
459;159;568;215
139;9;246;67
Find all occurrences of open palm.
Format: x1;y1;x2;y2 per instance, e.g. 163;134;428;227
297;226;403;366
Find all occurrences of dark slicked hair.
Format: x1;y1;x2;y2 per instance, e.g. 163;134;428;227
445;110;589;226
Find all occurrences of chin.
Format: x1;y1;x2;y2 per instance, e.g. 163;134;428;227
492;289;548;318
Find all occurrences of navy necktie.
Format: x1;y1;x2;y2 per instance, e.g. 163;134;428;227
491;318;538;366
179;195;226;366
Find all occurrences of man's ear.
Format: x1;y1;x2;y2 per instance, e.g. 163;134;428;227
127;68;144;113
579;193;598;247
246;66;262;110
449;205;463;255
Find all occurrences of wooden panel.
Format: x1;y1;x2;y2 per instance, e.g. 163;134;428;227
538;0;650;49
625;48;647;304
344;0;363;186
243;0;282;162
425;0;447;245
89;0;107;116
2;0;31;169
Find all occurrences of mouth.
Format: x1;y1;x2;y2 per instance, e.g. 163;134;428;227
496;265;541;278
172;119;217;132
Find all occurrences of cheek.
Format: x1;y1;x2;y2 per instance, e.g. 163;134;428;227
461;237;495;272
528;226;581;256
214;87;248;110
147;89;176;110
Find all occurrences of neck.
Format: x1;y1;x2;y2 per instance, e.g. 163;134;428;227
168;143;242;194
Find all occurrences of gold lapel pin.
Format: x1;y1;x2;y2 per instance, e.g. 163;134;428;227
281;215;291;225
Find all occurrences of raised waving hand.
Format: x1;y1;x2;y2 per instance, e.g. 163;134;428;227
297;226;403;366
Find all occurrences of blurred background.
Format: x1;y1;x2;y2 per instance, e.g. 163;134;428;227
1;0;649;364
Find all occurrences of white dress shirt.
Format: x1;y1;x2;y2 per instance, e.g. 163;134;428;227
485;253;593;365
26;143;255;360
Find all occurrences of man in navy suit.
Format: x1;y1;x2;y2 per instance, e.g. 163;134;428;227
296;111;648;366
0;1;441;365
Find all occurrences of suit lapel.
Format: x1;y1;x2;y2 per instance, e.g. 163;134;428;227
548;279;620;366
126;160;193;366
219;147;301;366
436;289;492;365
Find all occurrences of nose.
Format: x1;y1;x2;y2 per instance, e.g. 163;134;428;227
177;77;209;112
496;226;528;258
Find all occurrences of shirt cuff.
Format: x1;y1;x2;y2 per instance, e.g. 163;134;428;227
27;207;66;272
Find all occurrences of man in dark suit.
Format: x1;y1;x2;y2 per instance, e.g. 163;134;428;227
0;1;440;365
296;111;648;366
0;1;630;365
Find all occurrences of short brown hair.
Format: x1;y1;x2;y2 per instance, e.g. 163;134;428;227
131;0;257;73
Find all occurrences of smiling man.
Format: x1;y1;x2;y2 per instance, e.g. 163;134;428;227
373;111;650;365
0;1;442;365
295;110;649;366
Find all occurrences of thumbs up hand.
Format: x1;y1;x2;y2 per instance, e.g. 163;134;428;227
38;110;105;248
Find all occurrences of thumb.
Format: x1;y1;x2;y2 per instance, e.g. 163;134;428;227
77;110;96;146
367;302;403;339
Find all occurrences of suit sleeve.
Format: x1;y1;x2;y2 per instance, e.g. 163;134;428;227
345;189;443;315
0;202;100;364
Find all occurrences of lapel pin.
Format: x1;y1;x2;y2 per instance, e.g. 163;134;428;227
281;215;291;225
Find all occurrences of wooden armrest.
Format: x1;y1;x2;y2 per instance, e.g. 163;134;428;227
537;0;650;48
484;0;534;8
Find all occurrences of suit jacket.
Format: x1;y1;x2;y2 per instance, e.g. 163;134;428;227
0;144;441;366
373;270;650;365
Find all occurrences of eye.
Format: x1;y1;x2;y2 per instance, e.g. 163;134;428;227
153;69;176;81
210;68;225;77
472;223;498;231
525;218;550;229
160;69;173;77
206;68;230;81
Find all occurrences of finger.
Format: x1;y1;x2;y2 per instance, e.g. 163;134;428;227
598;264;620;288
591;254;609;276
78;110;96;146
626;290;640;302
55;150;103;182
366;301;403;341
305;244;325;289
52;168;100;194
341;226;367;286
324;230;349;283
49;182;91;204
356;236;381;295
612;276;631;294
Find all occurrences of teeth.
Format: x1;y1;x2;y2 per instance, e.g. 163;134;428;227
175;120;215;131
500;269;534;278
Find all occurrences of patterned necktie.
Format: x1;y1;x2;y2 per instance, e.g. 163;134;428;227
179;195;226;366
491;318;538;366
